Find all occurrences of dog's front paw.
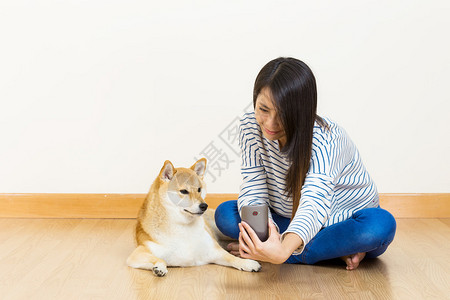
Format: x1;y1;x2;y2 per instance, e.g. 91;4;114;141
152;262;168;277
238;259;261;272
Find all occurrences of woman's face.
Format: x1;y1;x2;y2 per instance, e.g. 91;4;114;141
254;87;287;148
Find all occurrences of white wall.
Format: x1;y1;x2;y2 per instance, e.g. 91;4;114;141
1;0;449;194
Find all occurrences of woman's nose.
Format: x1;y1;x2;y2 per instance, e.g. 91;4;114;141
267;115;280;129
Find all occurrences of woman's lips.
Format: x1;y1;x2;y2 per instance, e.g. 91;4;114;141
264;128;279;135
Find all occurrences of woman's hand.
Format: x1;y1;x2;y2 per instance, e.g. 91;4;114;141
237;219;291;264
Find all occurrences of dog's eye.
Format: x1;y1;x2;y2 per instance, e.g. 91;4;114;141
180;189;189;195
198;188;201;193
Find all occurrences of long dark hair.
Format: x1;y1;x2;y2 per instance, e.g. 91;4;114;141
253;57;326;219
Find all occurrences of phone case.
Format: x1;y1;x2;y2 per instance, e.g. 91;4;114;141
241;204;269;242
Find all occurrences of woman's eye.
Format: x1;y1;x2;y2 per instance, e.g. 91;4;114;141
180;189;189;194
259;107;268;113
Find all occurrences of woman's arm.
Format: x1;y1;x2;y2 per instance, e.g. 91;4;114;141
237;118;271;215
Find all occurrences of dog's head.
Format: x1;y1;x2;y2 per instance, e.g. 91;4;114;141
158;158;208;218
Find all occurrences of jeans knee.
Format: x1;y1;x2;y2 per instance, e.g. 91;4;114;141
377;209;396;242
214;203;227;232
359;208;396;247
214;200;240;239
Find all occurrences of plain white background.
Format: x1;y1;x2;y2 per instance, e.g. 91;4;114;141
1;0;449;194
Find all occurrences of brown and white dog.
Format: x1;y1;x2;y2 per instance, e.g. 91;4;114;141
127;158;261;276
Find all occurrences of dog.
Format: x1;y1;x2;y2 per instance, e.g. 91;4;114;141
127;158;261;276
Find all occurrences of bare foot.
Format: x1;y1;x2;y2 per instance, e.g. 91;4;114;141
227;242;241;257
341;252;366;270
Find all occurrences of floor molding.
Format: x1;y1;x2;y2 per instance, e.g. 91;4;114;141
0;193;448;219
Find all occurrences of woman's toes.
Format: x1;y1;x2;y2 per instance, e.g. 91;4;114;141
342;252;366;270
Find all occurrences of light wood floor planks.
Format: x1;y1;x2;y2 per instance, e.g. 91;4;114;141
0;218;449;299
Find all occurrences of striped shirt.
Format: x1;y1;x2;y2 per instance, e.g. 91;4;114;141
238;112;379;254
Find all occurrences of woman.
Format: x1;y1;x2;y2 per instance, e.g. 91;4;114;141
214;57;396;270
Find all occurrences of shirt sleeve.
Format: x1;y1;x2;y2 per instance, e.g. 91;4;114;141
280;131;341;254
237;123;269;213
281;172;335;254
237;121;281;230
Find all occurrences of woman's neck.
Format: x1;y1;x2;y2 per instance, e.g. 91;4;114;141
278;137;286;150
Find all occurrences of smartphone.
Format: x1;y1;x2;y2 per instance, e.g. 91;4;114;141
241;204;269;242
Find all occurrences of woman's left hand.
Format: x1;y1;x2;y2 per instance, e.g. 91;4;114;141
238;219;290;264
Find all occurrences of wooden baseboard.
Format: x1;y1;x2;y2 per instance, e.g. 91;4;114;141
0;193;448;219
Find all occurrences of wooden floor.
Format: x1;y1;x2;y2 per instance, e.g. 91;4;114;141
1;218;449;300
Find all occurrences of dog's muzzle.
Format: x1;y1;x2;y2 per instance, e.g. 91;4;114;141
184;203;208;216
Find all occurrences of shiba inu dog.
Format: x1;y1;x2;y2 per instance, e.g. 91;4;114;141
127;158;261;277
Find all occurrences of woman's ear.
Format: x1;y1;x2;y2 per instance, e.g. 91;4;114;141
191;158;207;178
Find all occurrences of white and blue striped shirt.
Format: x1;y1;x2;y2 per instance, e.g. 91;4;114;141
238;112;379;253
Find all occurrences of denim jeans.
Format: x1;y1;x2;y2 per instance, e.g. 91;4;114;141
214;200;396;264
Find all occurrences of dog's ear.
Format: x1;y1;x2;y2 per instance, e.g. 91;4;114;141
191;158;207;178
160;160;175;182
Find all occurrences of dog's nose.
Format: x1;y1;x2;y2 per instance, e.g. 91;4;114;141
199;203;208;212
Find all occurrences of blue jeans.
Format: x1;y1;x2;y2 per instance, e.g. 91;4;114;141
214;200;396;264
